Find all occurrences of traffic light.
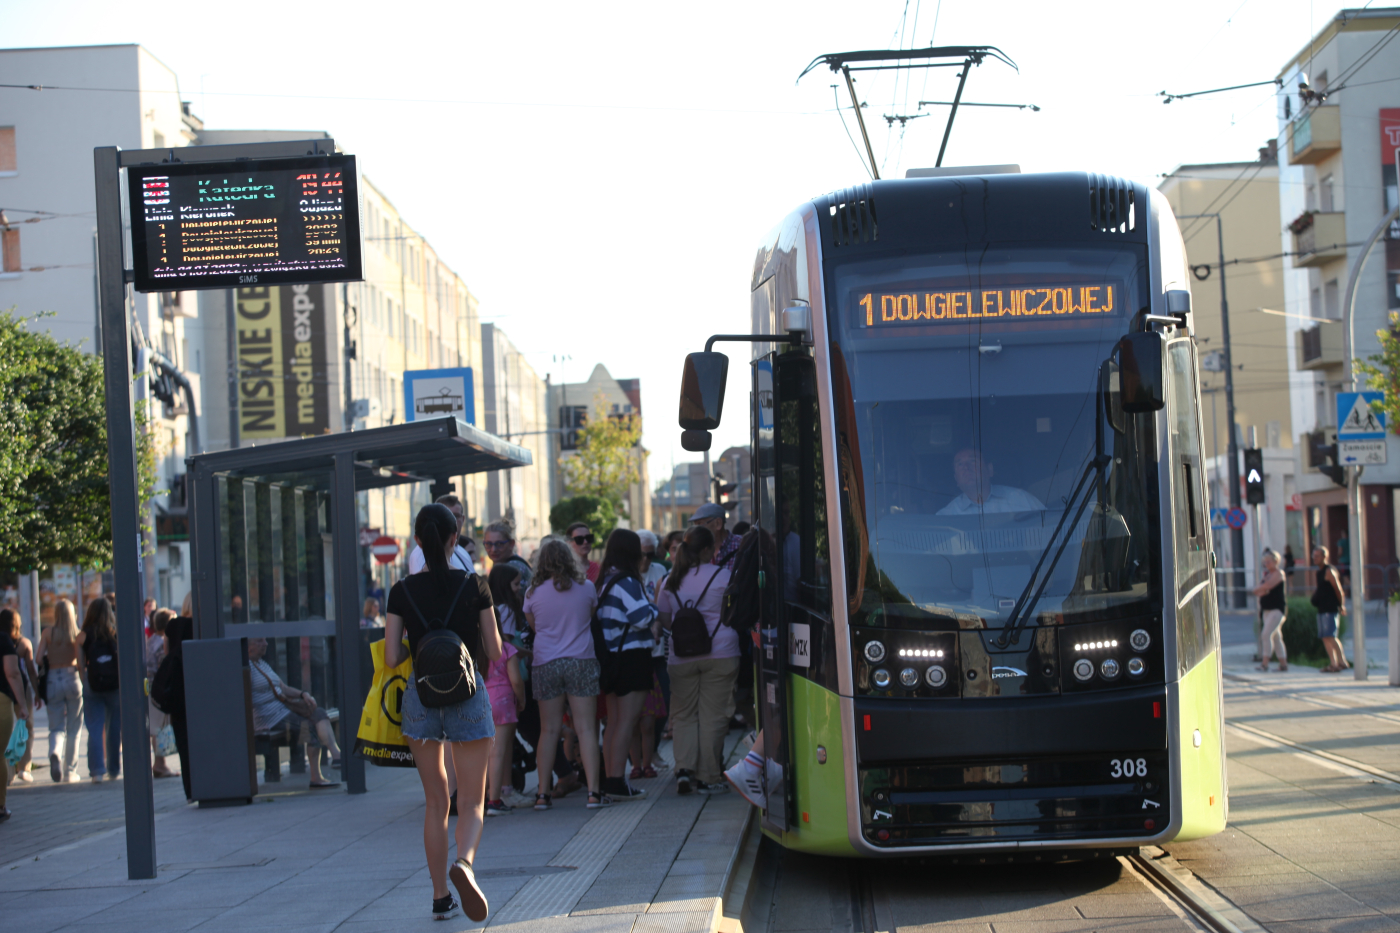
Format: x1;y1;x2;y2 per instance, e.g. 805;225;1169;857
1308;431;1347;487
1244;448;1265;504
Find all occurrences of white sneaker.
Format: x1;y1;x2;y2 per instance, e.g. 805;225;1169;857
724;759;765;809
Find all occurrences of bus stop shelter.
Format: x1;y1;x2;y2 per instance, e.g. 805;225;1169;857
184;415;532;794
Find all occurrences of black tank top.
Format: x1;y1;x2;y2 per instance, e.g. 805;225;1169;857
1260;577;1286;612
1312;564;1341;613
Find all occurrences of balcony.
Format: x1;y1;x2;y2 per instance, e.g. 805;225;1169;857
1288;105;1341;164
1298;322;1343;371
1291;211;1347;268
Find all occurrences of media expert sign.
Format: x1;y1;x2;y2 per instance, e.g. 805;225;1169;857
403;367;474;424
235;285;330;440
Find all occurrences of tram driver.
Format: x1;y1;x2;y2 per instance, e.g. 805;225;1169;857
936;447;1045;516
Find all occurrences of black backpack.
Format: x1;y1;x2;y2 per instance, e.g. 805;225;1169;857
150;652;184;715
670;567;726;658
720;527;768;634
403;574;478;708
86;634;120;692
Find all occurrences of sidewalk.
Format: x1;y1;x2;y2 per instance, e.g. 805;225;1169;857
0;731;752;933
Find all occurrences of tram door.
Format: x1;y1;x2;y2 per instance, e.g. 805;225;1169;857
754;350;831;833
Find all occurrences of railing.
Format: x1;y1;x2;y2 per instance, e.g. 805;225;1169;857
1215;563;1400;611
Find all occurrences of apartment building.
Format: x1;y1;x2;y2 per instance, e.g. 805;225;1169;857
550;364;651;530
1275;8;1400;579
481;322;551;553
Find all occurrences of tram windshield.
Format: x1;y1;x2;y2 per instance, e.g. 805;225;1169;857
828;244;1158;629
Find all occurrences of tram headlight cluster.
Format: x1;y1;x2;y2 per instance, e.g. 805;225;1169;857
857;630;957;694
1067;624;1155;686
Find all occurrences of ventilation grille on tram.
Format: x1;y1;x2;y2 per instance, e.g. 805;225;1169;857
828;186;879;247
1089;175;1135;233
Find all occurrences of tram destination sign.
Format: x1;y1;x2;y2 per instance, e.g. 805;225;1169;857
857;281;1123;328
126;155;362;293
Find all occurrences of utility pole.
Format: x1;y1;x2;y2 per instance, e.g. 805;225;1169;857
1180;213;1245;608
1340;203;1400;681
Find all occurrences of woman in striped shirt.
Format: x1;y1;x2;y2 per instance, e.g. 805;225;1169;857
595;529;659;801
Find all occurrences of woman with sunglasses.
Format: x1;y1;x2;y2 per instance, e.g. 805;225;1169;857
483;519;533;587
566;522;601;582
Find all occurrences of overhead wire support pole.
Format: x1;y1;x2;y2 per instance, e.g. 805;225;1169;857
841;66;880;180
1340;203;1400;681
1179;212;1245;609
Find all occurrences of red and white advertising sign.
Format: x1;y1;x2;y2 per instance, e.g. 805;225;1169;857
370;535;400;565
359;527;382;547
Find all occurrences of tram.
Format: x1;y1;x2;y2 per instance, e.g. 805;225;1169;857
678;170;1227;856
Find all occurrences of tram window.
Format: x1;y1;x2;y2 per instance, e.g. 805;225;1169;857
1182;463;1199;538
775;354;832;611
1167;342;1210;597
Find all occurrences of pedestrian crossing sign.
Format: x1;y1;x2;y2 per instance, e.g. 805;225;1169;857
1336;391;1386;441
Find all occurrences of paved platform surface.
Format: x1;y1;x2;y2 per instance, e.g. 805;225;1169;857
1;730;750;932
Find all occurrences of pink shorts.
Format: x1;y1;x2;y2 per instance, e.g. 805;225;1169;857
488;687;517;725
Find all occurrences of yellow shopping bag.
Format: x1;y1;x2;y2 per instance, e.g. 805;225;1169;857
353;638;415;768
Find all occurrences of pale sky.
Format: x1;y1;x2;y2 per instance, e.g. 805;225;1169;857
4;0;1335;488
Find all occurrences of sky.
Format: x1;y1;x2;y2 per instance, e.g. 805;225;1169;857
4;0;1338;490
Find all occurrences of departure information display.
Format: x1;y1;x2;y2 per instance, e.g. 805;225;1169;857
127;155;362;292
857;282;1122;327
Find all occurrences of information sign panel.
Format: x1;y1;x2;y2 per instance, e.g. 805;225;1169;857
1339;439;1388;465
127;155;362;293
403;368;475;425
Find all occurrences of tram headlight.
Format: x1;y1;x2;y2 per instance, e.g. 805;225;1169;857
1129;629;1151;652
1127;657;1147;677
872;668;892;689
1073;658;1094;682
898;667;919;688
1101;658;1121;679
925;665;947;688
864;640;887;664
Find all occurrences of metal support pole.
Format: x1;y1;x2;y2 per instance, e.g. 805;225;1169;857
94;145;157;879
936;62;972;167
841;66;880;180
1340;204;1399;681
332;451;367;793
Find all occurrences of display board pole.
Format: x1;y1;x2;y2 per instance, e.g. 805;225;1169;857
94;145;158;880
333;451;367;794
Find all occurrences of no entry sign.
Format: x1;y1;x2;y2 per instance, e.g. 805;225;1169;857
370;535;400;565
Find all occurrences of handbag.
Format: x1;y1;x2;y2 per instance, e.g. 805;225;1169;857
155;723;177;757
670;567;726;658
353;638;415;768
252;661;318;720
5;719;28;768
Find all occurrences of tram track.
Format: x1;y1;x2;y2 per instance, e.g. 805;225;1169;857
1224;719;1400;787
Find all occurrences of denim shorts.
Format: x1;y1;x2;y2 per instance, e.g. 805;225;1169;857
401;672;495;743
1317;612;1339;639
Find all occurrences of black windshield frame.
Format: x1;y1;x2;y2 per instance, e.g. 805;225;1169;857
826;242;1162;632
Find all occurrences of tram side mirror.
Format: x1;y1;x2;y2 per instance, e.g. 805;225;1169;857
679;350;729;453
1117;332;1166;413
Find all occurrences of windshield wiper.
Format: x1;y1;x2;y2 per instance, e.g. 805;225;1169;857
993;453;1111;648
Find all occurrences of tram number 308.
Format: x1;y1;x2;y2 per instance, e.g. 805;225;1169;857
1110;758;1148;778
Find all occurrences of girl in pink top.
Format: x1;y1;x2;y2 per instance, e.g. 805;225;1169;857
484;641;524;816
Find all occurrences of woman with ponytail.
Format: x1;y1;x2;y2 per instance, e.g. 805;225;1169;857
385;503;501;923
656;526;734;795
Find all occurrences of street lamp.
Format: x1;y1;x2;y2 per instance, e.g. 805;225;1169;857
1178;212;1246;608
1339;202;1400;682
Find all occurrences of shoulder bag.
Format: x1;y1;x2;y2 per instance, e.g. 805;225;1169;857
670;566;726;658
252;660;318;721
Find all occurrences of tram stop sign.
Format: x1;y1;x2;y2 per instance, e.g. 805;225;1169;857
370;535;400;565
1224;508;1248;530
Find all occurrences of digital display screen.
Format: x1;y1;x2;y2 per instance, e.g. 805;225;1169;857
127;155;362;293
858;283;1122;327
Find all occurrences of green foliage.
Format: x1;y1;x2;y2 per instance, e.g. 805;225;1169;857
1356;311;1400;430
559;392;643;513
0;310;158;573
549;495;618;548
1280;596;1346;664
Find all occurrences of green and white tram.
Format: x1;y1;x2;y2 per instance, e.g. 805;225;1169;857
678;170;1227;856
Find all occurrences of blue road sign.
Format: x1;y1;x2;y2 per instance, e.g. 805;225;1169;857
1209;507;1229;530
1336;391;1386;441
403;367;475;424
1224;507;1248;530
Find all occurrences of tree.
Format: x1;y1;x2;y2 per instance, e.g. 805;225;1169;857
1356;312;1400;432
549;495;618;548
559;391;644;513
0;311;157;573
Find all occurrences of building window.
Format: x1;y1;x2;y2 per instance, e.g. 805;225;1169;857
1324;278;1340;320
1320;174;1335;213
0;126;15;174
2;226;19;273
1310;286;1322;321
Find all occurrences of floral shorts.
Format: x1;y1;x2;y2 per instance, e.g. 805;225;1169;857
531;657;600;702
401;672;495;743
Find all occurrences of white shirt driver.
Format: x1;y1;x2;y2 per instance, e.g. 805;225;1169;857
937;485;1046;515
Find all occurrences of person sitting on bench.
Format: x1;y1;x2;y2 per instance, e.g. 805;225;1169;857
247;637;341;788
